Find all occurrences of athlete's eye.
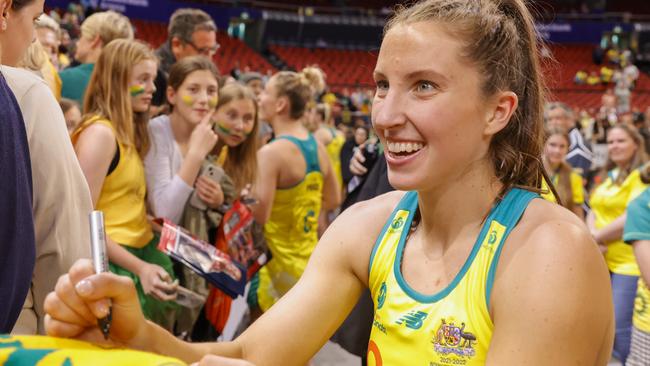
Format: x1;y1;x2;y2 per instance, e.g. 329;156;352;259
375;80;389;96
415;80;437;93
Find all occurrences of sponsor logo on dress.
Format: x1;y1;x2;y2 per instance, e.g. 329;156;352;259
377;282;387;310
487;230;497;245
481;221;506;252
432;318;478;359
389;216;405;232
395;310;428;330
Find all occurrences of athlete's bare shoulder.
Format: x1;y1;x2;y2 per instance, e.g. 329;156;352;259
314;126;332;145
487;197;613;363
321;190;407;285
497;197;607;284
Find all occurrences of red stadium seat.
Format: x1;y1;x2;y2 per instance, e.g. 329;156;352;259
270;45;378;92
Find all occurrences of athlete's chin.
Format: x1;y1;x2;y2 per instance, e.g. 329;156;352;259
386;170;429;192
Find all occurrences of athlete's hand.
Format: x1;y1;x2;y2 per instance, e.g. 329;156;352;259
350;145;367;176
137;263;178;301
188;113;218;159
44;259;150;348
192;355;256;366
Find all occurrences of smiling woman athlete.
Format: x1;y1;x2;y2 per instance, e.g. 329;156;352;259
44;1;613;365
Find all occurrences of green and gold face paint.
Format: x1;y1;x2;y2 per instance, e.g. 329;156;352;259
215;122;233;136
208;96;219;109
129;85;145;97
214;121;254;138
181;95;195;106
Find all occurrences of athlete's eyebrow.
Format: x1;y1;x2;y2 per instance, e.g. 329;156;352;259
372;69;449;85
403;69;449;85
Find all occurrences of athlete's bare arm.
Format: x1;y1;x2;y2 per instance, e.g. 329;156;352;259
313;126;332;146
316;140;341;211
251;142;282;224
634;240;650;289
486;199;614;365
45;191;404;365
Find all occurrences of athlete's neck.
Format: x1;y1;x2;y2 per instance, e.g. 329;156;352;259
272;116;309;139
416;158;502;254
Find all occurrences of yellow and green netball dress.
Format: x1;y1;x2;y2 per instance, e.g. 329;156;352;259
591;169;648;276
325;127;345;187
256;134;323;311
368;188;538;366
541;171;584;206
0;335;185;365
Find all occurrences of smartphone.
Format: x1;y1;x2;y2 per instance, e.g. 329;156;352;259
190;162;225;210
174;286;206;309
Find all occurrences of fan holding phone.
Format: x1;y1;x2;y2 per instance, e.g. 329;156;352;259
144;58;261;336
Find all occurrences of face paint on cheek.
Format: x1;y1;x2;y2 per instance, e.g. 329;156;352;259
181;95;195;107
129;85;145;97
208;97;219;109
215;122;233;136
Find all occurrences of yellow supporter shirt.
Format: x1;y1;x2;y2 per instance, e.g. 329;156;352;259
541;171;585;205
591;169;647;275
71;116;153;248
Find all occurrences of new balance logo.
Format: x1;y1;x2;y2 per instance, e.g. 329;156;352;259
396;310;428;330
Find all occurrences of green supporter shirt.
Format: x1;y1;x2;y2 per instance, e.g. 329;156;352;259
624;187;650;332
59;63;94;106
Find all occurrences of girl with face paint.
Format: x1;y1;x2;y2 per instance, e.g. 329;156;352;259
210;82;259;195
71;39;179;328
144;56;220;225
144;56;225;338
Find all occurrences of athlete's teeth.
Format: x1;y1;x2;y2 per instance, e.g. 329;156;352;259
387;141;424;153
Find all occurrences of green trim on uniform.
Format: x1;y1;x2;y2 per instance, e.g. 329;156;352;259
485;189;538;309
624;188;650;243
368;191;417;278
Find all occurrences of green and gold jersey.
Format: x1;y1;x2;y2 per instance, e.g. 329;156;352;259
368;189;537;366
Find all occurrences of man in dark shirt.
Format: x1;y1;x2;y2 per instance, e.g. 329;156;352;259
152;8;218;110
0;0;37;332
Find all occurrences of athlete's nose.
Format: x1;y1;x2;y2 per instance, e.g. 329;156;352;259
372;90;407;131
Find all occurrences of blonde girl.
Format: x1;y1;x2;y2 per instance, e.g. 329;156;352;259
541;127;585;218
71;39;177;326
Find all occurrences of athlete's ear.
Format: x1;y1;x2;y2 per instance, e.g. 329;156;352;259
484;91;518;137
0;0;12;32
276;95;289;115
